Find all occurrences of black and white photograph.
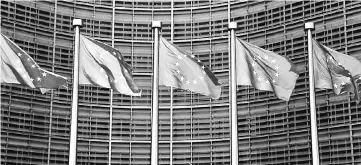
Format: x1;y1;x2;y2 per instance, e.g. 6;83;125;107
1;0;361;165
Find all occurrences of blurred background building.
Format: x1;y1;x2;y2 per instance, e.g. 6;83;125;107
1;0;361;164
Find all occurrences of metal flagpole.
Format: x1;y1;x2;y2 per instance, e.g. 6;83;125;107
305;22;320;165
69;18;82;165
48;1;58;164
151;21;161;165
228;22;238;165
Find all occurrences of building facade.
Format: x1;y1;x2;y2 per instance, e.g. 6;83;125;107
1;0;361;164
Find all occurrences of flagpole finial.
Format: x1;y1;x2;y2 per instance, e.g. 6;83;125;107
152;21;162;29
305;22;314;30
228;22;237;30
72;19;83;27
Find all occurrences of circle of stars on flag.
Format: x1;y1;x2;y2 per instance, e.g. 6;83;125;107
174;53;206;85
251;54;279;85
16;52;49;83
326;56;354;89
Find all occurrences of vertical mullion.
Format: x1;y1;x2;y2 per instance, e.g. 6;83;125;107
170;1;174;165
227;2;232;164
130;0;135;163
47;1;58;164
108;0;115;164
343;1;355;164
190;2;194;164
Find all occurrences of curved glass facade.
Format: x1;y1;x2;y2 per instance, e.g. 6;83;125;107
1;1;361;164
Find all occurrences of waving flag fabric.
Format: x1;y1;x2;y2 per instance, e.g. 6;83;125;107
159;37;221;99
1;34;67;93
79;35;141;96
313;39;361;102
235;38;299;101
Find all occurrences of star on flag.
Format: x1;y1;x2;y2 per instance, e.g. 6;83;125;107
251;62;256;67
275;65;279;70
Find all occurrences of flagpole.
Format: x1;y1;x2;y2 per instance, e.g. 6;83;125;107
69;18;82;165
305;22;320;165
228;22;238;165
151;21;161;165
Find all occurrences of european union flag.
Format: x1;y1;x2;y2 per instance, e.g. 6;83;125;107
235;38;299;101
313;39;361;102
79;35;141;96
159;37;221;99
1;33;67;93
